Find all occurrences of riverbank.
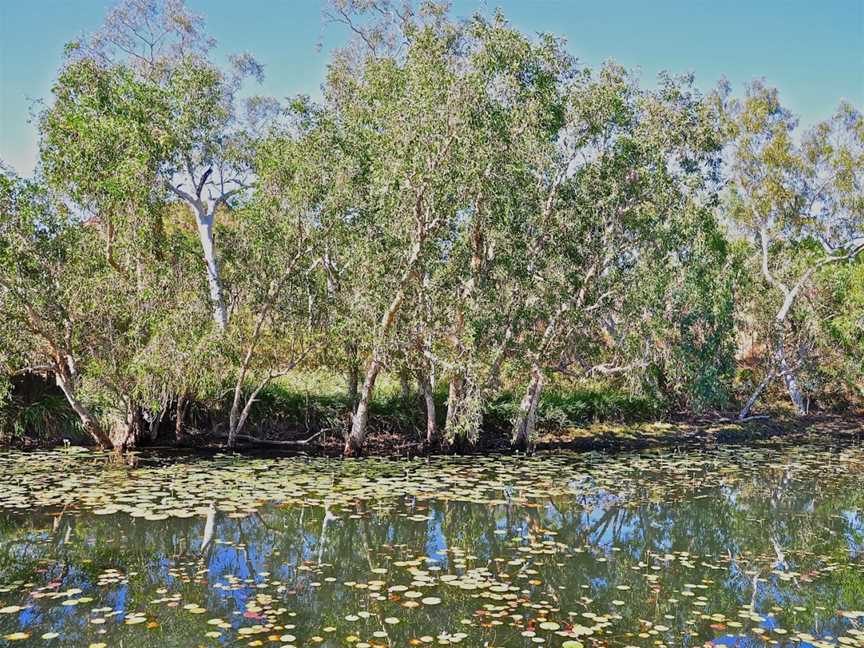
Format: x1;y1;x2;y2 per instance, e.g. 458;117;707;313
4;411;860;457
309;413;864;456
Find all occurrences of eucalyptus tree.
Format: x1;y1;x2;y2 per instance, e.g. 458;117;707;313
0;172;212;450
0;174;159;449
0;174;110;447
725;82;864;417
217;128;329;448
40;0;264;331
308;19;479;456
507;68;728;451
428;17;574;449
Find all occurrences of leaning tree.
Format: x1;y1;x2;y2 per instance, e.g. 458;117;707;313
725;81;864;417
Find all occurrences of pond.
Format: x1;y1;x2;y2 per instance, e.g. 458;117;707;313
0;442;862;647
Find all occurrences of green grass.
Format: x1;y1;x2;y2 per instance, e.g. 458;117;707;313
239;372;662;440
0;368;666;446
0;392;87;444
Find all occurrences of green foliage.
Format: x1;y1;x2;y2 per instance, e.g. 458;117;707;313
1;0;862;452
488;388;662;431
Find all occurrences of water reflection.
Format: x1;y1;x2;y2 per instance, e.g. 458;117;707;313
0;444;862;647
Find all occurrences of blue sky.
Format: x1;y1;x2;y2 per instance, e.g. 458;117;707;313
1;0;862;176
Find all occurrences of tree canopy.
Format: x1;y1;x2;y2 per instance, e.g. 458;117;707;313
1;0;862;454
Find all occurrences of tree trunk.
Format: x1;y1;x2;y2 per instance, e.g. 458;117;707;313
444;375;463;439
343;277;413;456
54;372;112;449
112;405;145;452
344;359;382;456
777;345;806;415
739;372;773;420
195;211;228;331
227;379;244;450
512;364;545;453
399;370;411;401
346;364;359;407
417;372;437;446
175;393;189;444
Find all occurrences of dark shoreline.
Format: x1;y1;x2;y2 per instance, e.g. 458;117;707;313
3;413;861;459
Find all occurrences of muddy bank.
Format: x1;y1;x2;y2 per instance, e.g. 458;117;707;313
5;413;860;458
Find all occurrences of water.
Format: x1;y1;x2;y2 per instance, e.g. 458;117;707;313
0;442;862;647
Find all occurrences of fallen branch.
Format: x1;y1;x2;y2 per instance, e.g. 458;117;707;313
212;431;321;448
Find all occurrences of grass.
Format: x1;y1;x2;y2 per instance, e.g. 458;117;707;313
238;372;663;443
0;392;87;445
13;368;856;452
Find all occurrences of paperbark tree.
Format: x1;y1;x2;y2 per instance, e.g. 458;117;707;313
300;21;473;456
725;83;864;417
41;0;266;331
0;175;114;448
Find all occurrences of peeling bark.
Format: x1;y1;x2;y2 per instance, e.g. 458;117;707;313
512;363;545;453
344;358;382;456
444;375;463;439
417;372;437;446
344;242;422;455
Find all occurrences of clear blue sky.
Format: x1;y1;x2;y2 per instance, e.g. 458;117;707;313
1;0;862;176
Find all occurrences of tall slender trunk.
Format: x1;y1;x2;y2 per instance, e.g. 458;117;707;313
777;345;806;415
344;358;382;456
346;363;359;407
739;372;773;420
54;372;112;449
512;363;545;453
228;373;280;448
417;372;437;446
175;392;189;444
444;375;463;441
228;378;245;450
342;197;434;455
194;210;228;331
740;319;807;419
344;267;417;456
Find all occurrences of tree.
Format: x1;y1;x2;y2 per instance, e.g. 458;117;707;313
218;128;328;448
725;82;864;418
0;174;116;448
506;68;728;451
301;15;479;455
41;0;265;331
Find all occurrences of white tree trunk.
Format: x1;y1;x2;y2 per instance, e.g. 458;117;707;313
739;372;773;419
512;364;545;453
417;373;437;445
776;345;806;415
195;210;228;331
344;358;382;456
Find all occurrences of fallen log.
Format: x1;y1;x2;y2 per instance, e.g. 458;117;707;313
211;432;321;448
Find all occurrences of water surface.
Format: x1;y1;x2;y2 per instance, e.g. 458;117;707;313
0;443;863;647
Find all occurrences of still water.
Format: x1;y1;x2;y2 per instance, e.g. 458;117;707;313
0;442;862;647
